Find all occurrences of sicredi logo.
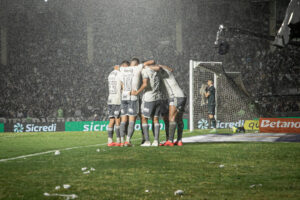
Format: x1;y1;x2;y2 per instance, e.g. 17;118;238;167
82;122;165;131
13;123;57;132
261;120;300;128
197;119;245;129
83;122;108;131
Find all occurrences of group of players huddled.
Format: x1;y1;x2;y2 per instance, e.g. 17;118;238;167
106;58;186;147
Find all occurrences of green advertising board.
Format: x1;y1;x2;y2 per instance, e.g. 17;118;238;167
0;123;3;133
65;119;188;132
65;121;109;132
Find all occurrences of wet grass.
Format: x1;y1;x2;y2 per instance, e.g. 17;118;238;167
0;130;299;199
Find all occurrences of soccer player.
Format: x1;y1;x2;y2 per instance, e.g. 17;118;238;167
205;79;216;132
158;80;170;145
107;65;122;146
120;59;154;147
159;65;186;146
131;64;161;147
119;60;132;146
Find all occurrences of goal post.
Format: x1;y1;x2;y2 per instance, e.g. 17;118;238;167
189;60;258;132
189;60;222;131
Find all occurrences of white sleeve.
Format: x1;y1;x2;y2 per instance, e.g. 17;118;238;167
142;69;149;79
117;72;122;83
118;71;124;83
138;64;144;71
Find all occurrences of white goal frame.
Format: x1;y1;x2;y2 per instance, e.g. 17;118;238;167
189;60;222;132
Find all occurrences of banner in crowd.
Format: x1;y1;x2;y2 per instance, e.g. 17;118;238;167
0;123;3;133
197;119;245;129
65;119;188;132
4;122;65;133
244;120;259;131
259;118;300;133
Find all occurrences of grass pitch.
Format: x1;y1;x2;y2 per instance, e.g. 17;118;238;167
0;130;300;200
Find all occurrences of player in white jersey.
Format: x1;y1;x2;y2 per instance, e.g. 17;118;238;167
158;65;186;146
107;65;122;147
120;59;154;146
131;64;161;147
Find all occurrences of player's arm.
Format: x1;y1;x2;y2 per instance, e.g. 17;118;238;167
205;87;210;97
205;91;210;98
158;65;173;72
118;71;124;90
143;60;155;66
131;78;148;96
146;65;160;71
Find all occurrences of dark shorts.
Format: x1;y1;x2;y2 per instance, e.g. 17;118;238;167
108;105;121;118
160;99;169;117
142;101;161;119
121;100;139;116
208;104;215;115
169;97;187;112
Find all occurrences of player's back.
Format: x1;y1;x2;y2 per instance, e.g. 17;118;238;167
142;67;161;102
107;70;122;105
160;68;185;98
120;66;134;101
131;64;144;101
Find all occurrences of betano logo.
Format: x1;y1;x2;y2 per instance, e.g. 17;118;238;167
13;123;57;132
261;120;300;128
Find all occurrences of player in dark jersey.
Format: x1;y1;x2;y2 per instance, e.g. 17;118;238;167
205;79;216;132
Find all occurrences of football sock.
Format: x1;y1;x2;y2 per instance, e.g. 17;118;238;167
140;120;145;141
168;122;177;142
120;122;126;137
126;121;135;142
177;120;184;141
120;122;126;143
115;126;120;143
154;123;160;141
208;118;212;129
211;118;216;128
107;127;113;142
125;122;128;136
115;126;120;138
152;122;155;137
165;120;169;141
142;124;149;141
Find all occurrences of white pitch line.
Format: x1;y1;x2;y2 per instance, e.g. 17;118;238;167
0;134;38;139
0;138;140;163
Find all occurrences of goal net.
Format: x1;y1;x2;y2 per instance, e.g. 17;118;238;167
189;60;259;131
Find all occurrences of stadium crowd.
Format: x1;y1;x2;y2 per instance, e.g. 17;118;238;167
1;40;299;120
